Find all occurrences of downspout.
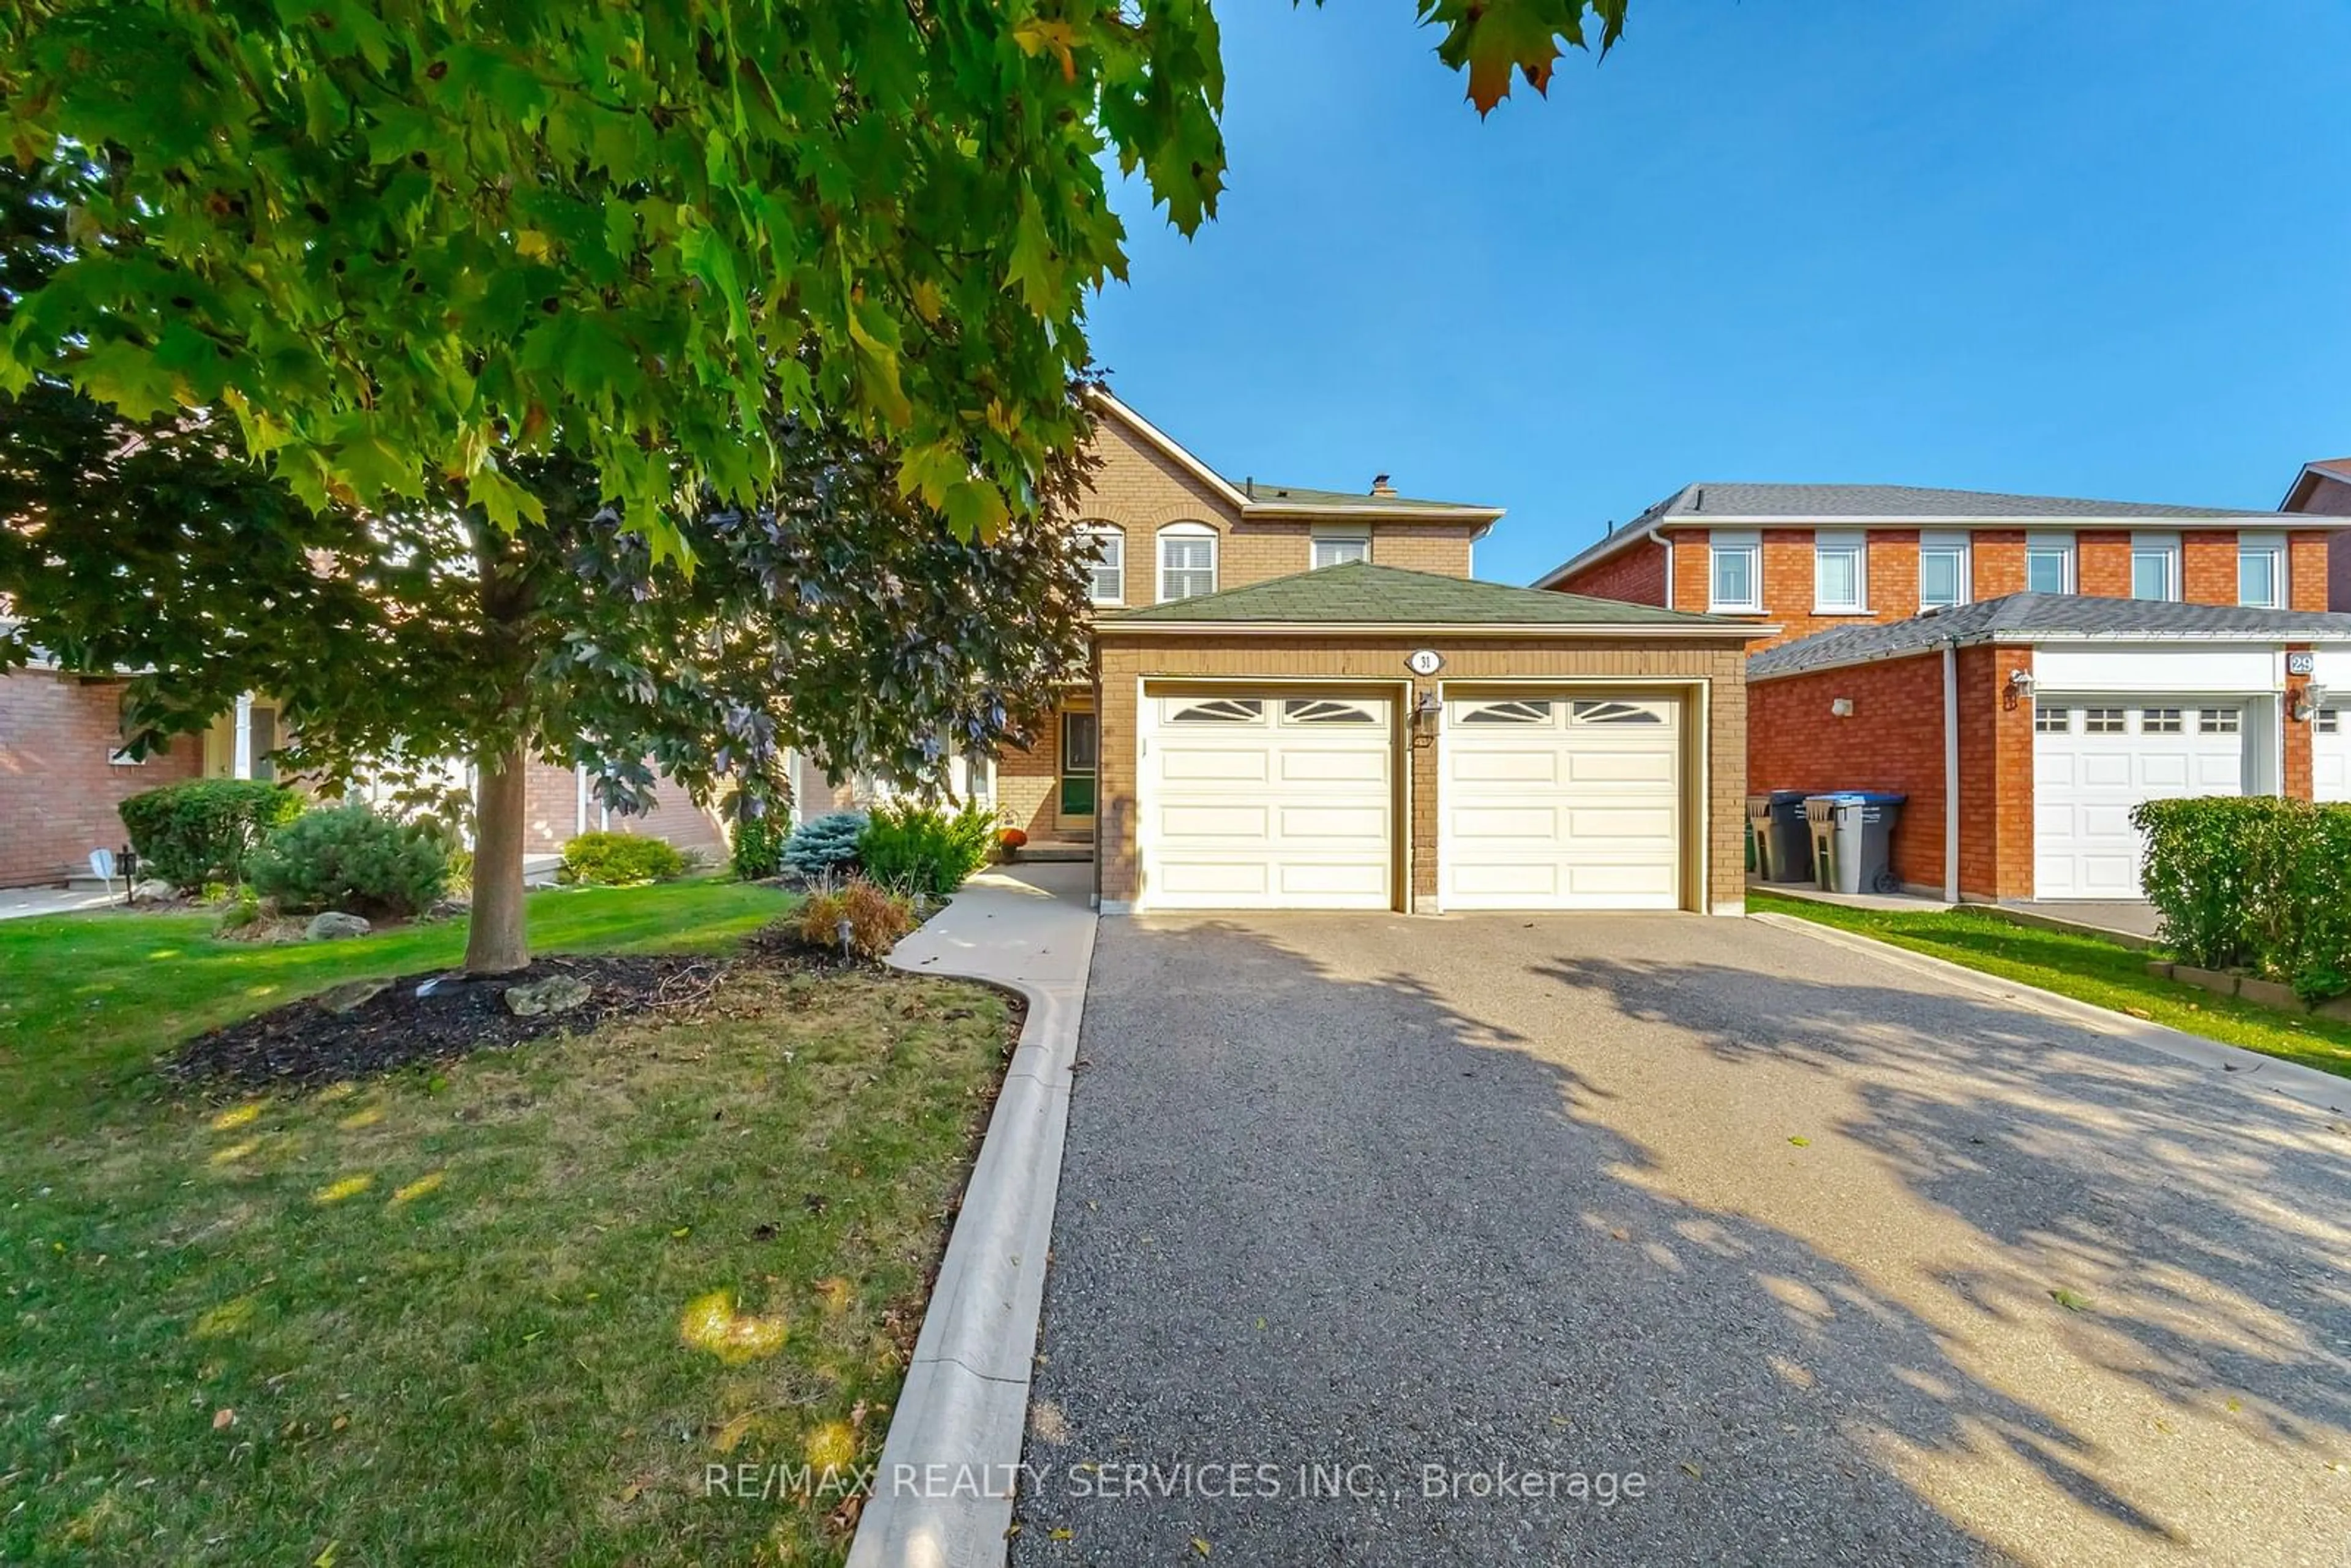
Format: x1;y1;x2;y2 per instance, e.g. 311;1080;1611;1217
1941;638;1960;905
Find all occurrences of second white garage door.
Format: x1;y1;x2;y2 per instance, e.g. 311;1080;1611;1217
1138;690;1397;910
2033;701;2244;899
1440;694;1684;910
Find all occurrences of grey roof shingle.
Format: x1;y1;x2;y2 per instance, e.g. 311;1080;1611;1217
1659;482;2287;521
1750;594;2351;678
1241;482;1498;514
1104;561;1754;630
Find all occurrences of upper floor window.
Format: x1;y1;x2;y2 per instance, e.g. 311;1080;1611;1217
1158;522;1218;601
2238;531;2284;609
1918;530;1970;610
1813;530;1866;613
1708;529;1761;613
1311;527;1370;569
1082;523;1125;606
2131;532;2180;601
2026;533;2075;595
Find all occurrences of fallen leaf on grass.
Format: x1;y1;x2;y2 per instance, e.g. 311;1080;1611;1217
2050;1288;2091;1312
212;1408;236;1431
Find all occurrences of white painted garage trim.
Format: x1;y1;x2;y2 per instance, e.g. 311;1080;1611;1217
1132;677;1411;913
2033;645;2282;696
1434;677;1710;915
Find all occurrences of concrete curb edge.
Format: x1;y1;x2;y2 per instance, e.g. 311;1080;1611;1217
845;918;1097;1568
1750;911;2348;1117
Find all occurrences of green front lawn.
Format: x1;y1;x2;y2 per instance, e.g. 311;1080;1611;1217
1752;892;2351;1081
1;882;1018;1565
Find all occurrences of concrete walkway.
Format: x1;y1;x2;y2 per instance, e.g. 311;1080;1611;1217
0;885;132;921
847;863;1097;1568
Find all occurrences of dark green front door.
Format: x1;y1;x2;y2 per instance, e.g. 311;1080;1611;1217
1059;710;1098;821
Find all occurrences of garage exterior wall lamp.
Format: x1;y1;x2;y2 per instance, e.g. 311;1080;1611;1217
2008;667;2036;698
2293;682;2330;723
1412;689;1442;735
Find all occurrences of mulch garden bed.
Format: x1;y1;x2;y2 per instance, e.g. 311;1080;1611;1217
166;947;833;1091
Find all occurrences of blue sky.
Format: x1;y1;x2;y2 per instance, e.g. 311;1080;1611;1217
1086;0;2351;585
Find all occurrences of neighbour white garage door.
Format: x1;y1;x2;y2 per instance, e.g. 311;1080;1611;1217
1440;694;1683;910
1138;690;1396;910
2033;701;2243;899
2316;708;2351;803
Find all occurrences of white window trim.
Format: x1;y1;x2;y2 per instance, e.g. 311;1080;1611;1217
1157;521;1218;602
1812;530;1867;615
2130;531;2181;602
2237;530;2285;609
2025;531;2076;595
1918;529;1971;610
1082;522;1125;606
1708;529;1763;613
1309;524;1371;570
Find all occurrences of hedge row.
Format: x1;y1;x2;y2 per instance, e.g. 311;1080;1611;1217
2132;797;2351;1002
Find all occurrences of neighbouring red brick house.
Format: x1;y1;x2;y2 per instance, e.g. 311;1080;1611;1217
1540;483;2351;902
2279;457;2351;611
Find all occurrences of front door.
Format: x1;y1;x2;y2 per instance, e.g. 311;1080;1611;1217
1059;709;1098;831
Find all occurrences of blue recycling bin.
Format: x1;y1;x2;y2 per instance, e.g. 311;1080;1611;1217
1803;792;1907;895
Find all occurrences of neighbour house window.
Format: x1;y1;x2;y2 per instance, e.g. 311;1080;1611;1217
2034;703;2072;733
2025;534;2075;595
1082;524;1125;605
1158;522;1218;601
1813;531;1866;613
2200;708;2241;735
2130;533;2181;601
2237;532;2284;609
1918;531;1970;610
2083;708;2126;734
1708;531;1761;612
2142;708;2184;734
1311;529;1370;569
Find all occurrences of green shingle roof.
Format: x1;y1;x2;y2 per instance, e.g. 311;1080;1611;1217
1104;561;1755;630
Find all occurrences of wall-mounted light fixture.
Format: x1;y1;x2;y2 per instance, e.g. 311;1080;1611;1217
1829;697;1854;718
2293;681;2331;723
1412;689;1442;735
2008;667;2036;698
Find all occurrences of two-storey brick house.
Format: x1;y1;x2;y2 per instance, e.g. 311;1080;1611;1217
981;397;1767;914
1539;483;2351;904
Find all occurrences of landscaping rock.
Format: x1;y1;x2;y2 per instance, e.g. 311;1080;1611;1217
306;911;373;941
2315;996;2351;1024
425;898;472;921
2143;959;2175;980
315;979;391;1015
504;973;592;1017
2236;977;2309;1015
132;878;178;903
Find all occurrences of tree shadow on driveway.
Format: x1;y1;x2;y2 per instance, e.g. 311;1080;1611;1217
1010;912;2349;1568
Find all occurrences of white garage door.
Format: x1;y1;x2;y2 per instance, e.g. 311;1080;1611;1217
2033;701;2243;899
2317;708;2350;803
1138;690;1395;910
1440;694;1682;910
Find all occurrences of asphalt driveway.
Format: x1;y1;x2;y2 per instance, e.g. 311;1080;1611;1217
1010;912;2350;1566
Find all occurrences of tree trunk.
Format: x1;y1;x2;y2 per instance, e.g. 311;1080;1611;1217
465;741;531;975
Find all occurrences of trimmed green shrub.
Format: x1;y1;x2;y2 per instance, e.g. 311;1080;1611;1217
858;800;997;898
560;830;689;885
783;811;869;879
730;806;787;882
118;778;304;890
247;804;448;918
2134;797;2351;1002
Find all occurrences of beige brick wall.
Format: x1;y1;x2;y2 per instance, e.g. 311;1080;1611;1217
1090;634;1749;913
517;758;727;859
1076;410;1478;609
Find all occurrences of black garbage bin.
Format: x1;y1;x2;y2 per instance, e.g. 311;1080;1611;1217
1804;792;1907;894
1745;790;1812;883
